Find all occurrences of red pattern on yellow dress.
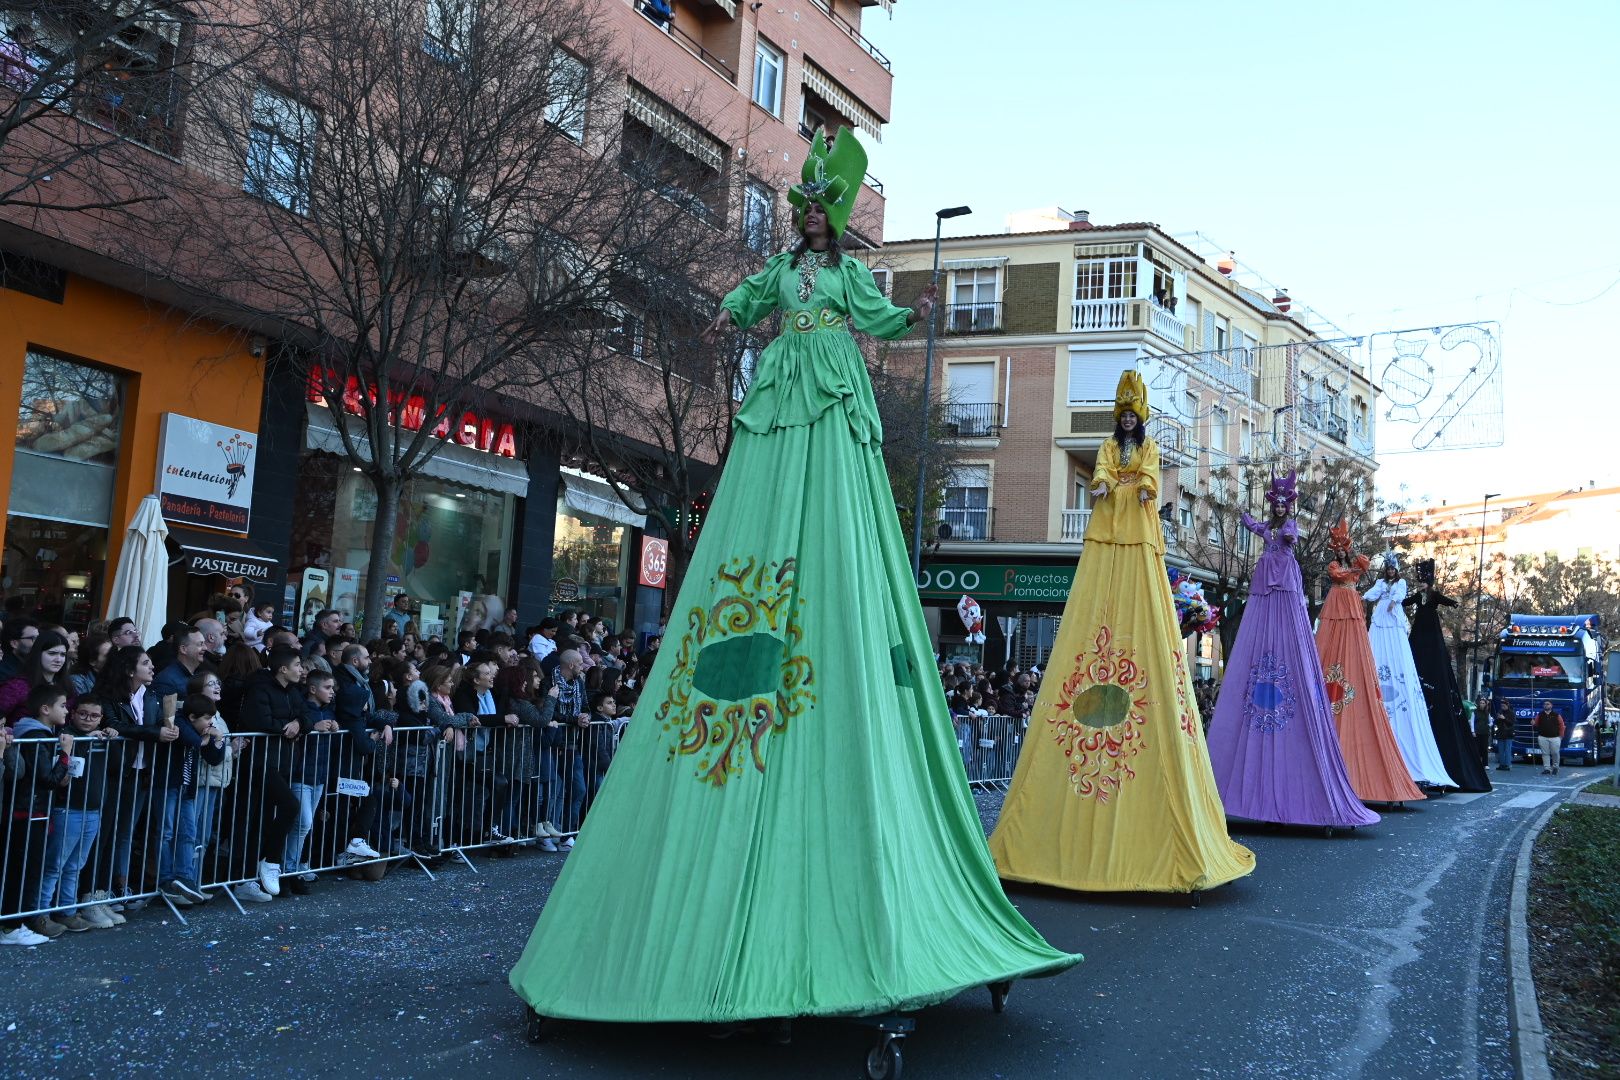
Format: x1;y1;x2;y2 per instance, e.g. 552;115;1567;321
1045;625;1153;803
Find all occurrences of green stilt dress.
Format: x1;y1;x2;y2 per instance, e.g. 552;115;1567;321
509;250;1081;1023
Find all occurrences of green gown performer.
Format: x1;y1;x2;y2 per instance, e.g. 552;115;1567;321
509;128;1080;1024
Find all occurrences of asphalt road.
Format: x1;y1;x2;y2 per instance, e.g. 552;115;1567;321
0;762;1601;1079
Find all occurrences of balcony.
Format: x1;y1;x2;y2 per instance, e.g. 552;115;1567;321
634;1;738;83
1061;508;1091;542
941;505;994;541
944;301;1002;334
807;0;893;71
942;402;1003;438
1071;298;1189;347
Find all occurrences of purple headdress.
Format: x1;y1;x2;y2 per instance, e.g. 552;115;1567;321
1264;469;1298;512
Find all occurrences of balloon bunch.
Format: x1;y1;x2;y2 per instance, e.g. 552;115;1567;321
1167;568;1219;637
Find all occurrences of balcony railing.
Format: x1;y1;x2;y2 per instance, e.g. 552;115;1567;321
943;401;1003;438
941;505;993;541
807;0;893;70
944;301;1002;334
1149;304;1185;345
1061;508;1091;542
864;170;884;195
1072;298;1128;331
635;2;738;82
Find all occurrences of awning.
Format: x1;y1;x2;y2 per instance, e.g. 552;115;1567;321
693;0;736;15
625;82;727;170
942;256;1008;271
801;60;885;141
167;527;278;584
560;467;647;528
305;405;530;498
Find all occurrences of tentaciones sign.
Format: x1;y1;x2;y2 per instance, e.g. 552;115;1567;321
156;414;257;532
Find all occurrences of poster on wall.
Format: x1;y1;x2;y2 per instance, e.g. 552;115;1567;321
155;413;257;532
331;567;361;627
418;604;443;641
299;568;330;633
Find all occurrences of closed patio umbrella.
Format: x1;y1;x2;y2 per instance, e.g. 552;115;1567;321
104;494;169;647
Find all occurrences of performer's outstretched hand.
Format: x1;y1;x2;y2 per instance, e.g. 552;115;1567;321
912;283;938;325
1090;483;1108;499
701;307;733;345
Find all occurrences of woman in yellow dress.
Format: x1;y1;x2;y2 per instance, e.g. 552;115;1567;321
989;371;1255;895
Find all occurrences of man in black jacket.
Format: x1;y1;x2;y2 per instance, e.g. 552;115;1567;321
233;648;307;900
334;645;389;863
450;655;517;847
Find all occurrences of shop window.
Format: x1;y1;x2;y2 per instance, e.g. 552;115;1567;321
7;351;127;630
552;506;629;627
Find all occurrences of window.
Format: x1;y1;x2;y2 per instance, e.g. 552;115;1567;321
1211;405;1229;458
244;86;317;214
1240;417;1254;459
606;307;644;361
543;46;589;141
1214;315;1230;357
1207;513;1222;546
945;361;996;434
619;98;728;227
942;465;990;541
1074;258;1136;301
743;180;774;255
83;12;184;152
948;267;1000;332
733;344;759;402
752;38;784;116
869;268;891;297
1182;389;1200;432
1178;492;1195;531
1184;297;1203;344
424;0;475;60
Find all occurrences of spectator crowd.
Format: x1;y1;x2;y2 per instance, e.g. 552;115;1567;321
0;594;657;947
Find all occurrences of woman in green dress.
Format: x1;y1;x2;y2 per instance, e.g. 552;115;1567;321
509;127;1080;1025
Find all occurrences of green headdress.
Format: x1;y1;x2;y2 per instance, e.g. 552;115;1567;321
788;126;867;239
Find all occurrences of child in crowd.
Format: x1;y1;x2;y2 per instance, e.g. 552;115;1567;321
156;694;225;908
37;699;122;930
285;670;338;894
11;686;73;937
243;602;277;653
186;672;234;888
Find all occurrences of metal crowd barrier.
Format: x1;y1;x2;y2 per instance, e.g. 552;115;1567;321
955;714;1025;791
1;719;626;934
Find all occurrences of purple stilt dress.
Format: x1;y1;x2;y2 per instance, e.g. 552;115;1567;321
1206;514;1380;829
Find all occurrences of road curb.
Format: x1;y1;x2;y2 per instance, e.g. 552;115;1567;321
1507;779;1601;1080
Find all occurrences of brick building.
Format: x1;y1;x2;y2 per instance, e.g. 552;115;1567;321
873;208;1379;668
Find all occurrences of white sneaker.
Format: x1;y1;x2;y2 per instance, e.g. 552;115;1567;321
562;836;576;850
538;820;563;839
83;892;127;925
80;905;116;929
234;881;274;903
345;837;382;859
299;872;317;883
257;859;282;897
0;926;50;946
539;837;560;853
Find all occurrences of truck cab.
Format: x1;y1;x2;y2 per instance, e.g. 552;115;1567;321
1493;614;1616;766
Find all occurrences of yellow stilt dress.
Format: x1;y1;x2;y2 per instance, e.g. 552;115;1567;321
989;427;1256;894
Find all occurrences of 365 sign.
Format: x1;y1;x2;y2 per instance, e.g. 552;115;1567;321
156;414;257;532
639;537;669;588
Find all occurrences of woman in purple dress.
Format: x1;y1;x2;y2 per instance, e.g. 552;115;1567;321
1206;472;1379;832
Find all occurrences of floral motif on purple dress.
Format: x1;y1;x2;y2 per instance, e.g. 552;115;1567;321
1244;651;1296;733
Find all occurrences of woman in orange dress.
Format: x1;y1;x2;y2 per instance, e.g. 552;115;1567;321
1314;520;1424;806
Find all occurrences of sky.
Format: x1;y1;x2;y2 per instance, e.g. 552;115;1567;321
859;1;1620;509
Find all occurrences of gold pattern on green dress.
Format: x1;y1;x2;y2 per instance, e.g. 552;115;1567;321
657;556;816;787
787;308;846;333
796;250;831;303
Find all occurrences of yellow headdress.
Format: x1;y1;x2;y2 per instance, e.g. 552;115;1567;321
1114;369;1150;423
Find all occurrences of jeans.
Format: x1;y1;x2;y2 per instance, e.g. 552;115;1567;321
158;788;200;885
38;809;101;916
1538;736;1561;771
1495;738;1514;769
562;752;587;832
193;786;222;879
284;783;324;872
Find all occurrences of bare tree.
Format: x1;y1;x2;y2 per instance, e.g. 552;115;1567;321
0;0;254;214
150;0;722;632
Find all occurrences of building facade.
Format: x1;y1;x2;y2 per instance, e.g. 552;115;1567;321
875;208;1378;667
0;0;898;637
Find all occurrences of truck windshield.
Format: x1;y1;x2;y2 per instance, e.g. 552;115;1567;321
1495;652;1582;683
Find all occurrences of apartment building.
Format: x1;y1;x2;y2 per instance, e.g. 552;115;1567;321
1388;485;1620;583
876;208;1378;665
0;0;898;634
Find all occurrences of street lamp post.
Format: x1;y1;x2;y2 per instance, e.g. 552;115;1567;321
910;205;971;583
1472;491;1501;697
